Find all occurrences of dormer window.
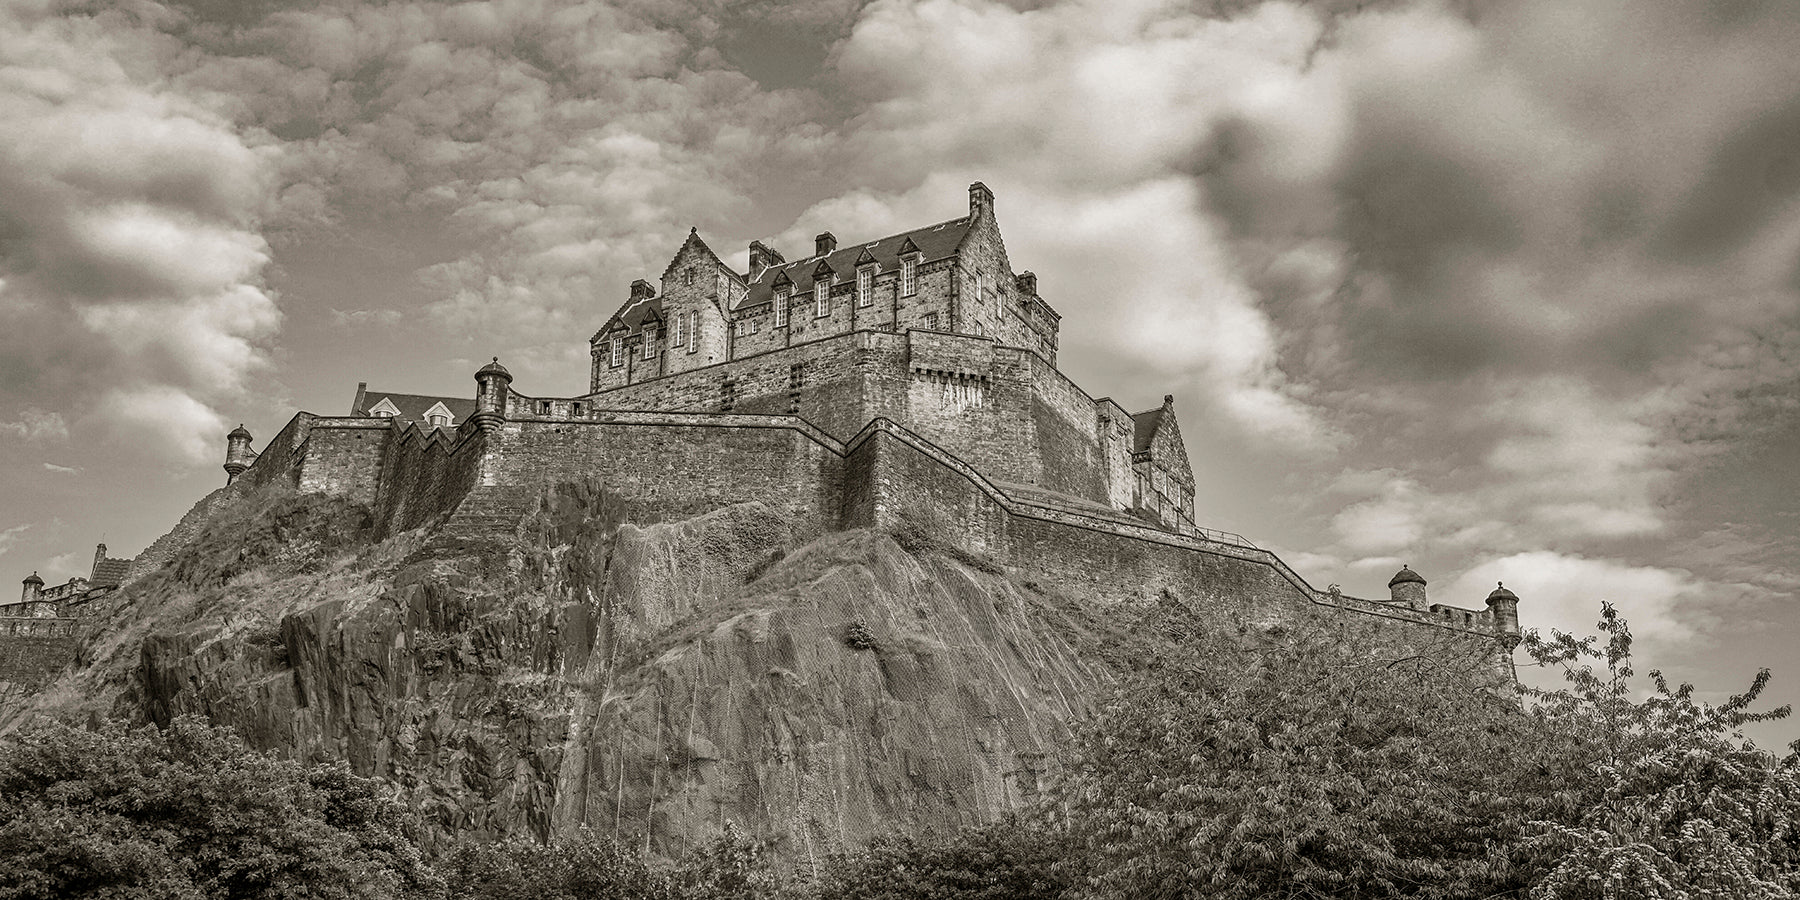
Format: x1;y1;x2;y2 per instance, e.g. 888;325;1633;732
900;256;917;297
422;401;454;431
857;266;874;307
643;324;658;359
368;397;400;418
774;286;790;327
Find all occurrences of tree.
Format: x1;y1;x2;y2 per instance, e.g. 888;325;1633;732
0;716;440;900
1049;615;1577;899
810;819;1073;900
1520;602;1800;899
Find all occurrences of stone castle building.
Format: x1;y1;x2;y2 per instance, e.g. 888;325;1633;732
5;182;1522;682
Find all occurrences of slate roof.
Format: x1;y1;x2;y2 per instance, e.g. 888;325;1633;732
735;216;974;312
1130;407;1165;454
604;292;664;336
352;389;476;425
90;557;130;588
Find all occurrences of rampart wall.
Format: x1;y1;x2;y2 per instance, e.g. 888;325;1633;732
0;618;81;688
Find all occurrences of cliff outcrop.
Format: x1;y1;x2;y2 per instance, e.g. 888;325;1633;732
0;482;1189;857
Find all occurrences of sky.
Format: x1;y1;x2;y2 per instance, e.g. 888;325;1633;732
2;0;1798;748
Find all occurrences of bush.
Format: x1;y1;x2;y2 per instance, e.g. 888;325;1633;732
0;716;439;900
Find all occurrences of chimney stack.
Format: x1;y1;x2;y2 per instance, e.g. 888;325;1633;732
1015;271;1038;296
815;232;836;256
748;240;784;280
969;181;993;217
629;279;656;302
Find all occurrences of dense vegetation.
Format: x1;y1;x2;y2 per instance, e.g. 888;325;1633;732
3;604;1795;899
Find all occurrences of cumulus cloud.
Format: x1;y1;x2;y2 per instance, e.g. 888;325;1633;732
0;3;279;464
0;410;67;442
1440;551;1724;651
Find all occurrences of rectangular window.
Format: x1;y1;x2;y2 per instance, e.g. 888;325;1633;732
538;400;553;416
687;311;698;352
923;312;937;330
857;267;873;307
643;325;658;359
815;279;830;317
610;336;622;367
671;311;683;347
774;288;789;327
900;257;917;296
571;401;584;417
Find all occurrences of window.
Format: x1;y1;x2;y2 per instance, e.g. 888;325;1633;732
687;311;699;352
610;336;622;367
571;401;584;417
683;270;694;286
671;310;684;347
734;319;758;337
774;287;789;327
857;266;873;307
900;257;917;296
427;413;449;429
815;278;830;317
923;312;938;330
643;325;658;359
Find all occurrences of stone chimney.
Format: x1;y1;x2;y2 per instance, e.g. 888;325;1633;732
1388;565;1427;608
969;181;994;217
629;279;656;303
815;232;836;256
748;240;784;280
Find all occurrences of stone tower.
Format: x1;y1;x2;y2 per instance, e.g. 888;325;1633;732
1388;565;1427;609
224;425;255;485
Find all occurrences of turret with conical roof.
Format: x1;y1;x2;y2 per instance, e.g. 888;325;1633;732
20;571;42;605
1486;582;1521;648
472;357;512;433
224;424;255;485
1388;565;1427;609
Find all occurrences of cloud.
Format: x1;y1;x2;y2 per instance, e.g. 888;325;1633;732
42;462;77;474
1441;551;1727;651
0;3;280;464
0;410;67;442
0;523;28;557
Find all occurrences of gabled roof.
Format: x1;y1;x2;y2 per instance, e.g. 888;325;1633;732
353;390;477;425
597;294;662;338
736;216;974;311
1130;407;1166;454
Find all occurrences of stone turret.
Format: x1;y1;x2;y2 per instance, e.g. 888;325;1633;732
20;571;42;604
1486;582;1520;646
224;424;254;485
1388;565;1427;609
472;357;513;433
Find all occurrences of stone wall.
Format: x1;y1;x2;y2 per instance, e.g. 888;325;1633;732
371;422;488;537
296;420;391;506
0;618;81;688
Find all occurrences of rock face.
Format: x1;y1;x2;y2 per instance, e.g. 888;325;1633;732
3;482;1151;856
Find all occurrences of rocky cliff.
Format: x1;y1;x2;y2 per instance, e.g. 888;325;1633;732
0;481;1205;857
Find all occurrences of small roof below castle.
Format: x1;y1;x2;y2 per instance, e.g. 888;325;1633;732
227;424;252;440
352;389;477;426
91;557;130;589
22;571;41;586
1487;582;1517;602
1389;566;1426;588
737;216;974;312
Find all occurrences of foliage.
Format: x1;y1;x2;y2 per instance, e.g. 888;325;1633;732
811;819;1074;900
1520;602;1800;899
1049;616;1577;899
0;715;440;900
439;829;672;900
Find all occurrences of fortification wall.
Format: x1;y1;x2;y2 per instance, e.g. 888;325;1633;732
0;618;81;688
127;485;243;584
468;415;848;538
296;419;390;506
372;423;488;537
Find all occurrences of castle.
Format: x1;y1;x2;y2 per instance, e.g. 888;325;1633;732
5;182;1522;683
